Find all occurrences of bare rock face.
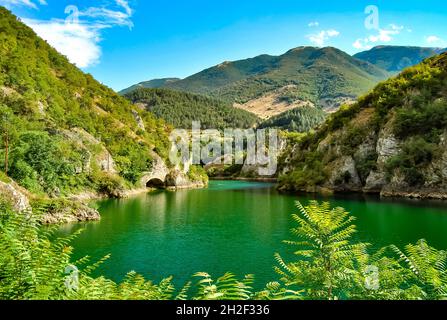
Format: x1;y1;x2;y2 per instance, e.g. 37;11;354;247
132;110;146;131
328;156;362;190
0;180;31;212
364;171;387;192
39;202;100;225
439;131;447;183
37;101;46;115
376;130;401;167
60;128;118;174
1;178;100;225
354;133;377;160
165;170;190;188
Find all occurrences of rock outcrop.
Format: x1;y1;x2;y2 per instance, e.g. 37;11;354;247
0;178;100;224
278;52;447;199
132;110;146;131
60;128;118;174
39;202;101;225
0;180;31;212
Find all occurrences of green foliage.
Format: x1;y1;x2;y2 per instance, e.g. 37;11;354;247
275;201;447;300
1;201;447;300
386;136;438;186
340;125;369;155
119;78;181;95
275;201;368;299
189;272;255;300
393;99;447;140
278;51;447;191
7;131;88;195
258;106;326;132
0;8;170;195
125;47;389;106
92;172;126;198
279;151;327;191
124;88;259;130
187;165;209;184
391;240;447;299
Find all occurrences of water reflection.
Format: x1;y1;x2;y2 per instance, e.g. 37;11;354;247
55;180;447;288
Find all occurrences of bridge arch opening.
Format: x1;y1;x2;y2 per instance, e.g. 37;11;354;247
146;178;165;189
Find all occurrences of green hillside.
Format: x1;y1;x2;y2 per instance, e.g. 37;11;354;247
258;106;327;132
354;45;446;72
124;88;259;130
279;51;447;198
0;8;171;196
119;78;181;95
124;47;390;111
205;47;390;105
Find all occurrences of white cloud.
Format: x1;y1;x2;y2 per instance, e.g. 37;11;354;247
326;30;340;37
79;3;134;29
0;0;46;9
116;0;132;16
15;1;134;68
23;18;102;68
353;38;372;50
308;21;319;27
426;35;444;45
352;24;404;50
307;29;340;47
368;25;403;42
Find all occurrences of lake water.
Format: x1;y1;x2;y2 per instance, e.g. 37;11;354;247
57;180;447;288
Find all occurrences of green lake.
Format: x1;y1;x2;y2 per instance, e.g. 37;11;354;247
57;180;447;288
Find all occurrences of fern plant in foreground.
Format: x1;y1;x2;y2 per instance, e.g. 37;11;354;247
2;197;447;300
274;201;369;300
391;240;447;300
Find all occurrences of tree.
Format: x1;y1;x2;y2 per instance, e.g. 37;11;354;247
0;106;17;176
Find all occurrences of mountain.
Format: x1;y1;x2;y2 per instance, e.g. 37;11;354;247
0;7;205;211
119;78;181;95
124;88;259;130
122;47;390;118
354;45;446;72
279;51;447;199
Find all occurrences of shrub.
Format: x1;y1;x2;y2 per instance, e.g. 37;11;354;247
94;173;126;198
386;136;438;186
393;99;447;140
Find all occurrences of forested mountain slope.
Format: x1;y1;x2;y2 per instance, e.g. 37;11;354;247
354;45;446;72
0;8;182;201
124;88;259;130
122;47;390;117
119;78;181;95
279;52;447;199
258;106;326;132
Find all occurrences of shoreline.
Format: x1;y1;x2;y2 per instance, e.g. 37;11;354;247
210;176;278;183
277;185;447;201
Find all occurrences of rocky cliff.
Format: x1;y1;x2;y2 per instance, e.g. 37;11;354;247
279;52;447;199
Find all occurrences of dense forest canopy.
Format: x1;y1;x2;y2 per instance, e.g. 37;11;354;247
258;106;327;132
0;8;171;195
122;47;390;108
124;87;259;130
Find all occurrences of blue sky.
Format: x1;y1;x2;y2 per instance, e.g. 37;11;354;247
1;0;446;91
